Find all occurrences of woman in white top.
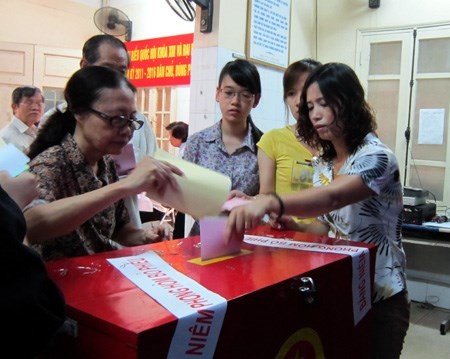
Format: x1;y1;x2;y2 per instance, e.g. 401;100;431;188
225;62;409;359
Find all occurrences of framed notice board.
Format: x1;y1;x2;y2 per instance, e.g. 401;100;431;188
246;0;291;69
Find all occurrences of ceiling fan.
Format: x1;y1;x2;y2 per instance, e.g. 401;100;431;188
93;6;133;41
165;0;213;33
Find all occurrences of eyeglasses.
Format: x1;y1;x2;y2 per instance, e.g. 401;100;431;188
219;88;255;103
88;108;143;130
20;99;44;107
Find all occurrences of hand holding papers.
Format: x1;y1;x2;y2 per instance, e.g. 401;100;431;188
221;196;252;212
149;149;232;219
198;196;252;260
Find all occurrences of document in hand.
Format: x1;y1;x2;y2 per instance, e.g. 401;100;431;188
146;149;232;219
0;142;30;176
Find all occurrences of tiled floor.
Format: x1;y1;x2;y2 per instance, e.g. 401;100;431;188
401;301;450;358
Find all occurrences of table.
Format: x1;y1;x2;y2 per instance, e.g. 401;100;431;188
402;225;450;335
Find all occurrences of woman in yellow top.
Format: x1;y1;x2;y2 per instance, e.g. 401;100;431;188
257;59;321;225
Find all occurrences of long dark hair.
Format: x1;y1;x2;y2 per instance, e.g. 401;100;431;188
297;62;377;162
283;58;321;102
28;66;136;159
284;58;321;126
218;59;264;144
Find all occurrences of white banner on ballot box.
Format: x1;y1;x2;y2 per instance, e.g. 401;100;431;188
108;251;227;358
244;235;371;326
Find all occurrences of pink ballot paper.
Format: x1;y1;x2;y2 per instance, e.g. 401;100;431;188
199;216;241;260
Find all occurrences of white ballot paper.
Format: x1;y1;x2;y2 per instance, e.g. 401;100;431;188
0;142;30;177
146;149;232;219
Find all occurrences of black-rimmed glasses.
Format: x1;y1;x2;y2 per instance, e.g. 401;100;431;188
88;108;143;130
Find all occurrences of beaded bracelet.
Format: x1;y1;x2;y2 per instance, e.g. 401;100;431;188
267;192;285;219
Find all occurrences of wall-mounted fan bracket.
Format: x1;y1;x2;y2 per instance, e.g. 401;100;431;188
93;6;133;41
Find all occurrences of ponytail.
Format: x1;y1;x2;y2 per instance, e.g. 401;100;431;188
27;109;76;159
248;116;263;151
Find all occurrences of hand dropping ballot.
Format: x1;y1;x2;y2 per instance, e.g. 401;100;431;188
199;197;251;261
199;216;241;260
149;149;232;219
148;150;253;260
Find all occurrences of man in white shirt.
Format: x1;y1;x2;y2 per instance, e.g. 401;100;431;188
0;86;44;153
165;121;189;158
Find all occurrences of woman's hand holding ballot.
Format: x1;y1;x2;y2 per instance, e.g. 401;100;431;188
224;191;284;243
123;156;184;197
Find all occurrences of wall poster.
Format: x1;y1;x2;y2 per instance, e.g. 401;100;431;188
246;0;291;69
125;33;193;87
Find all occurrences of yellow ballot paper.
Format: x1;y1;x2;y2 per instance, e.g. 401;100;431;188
147;149;232;219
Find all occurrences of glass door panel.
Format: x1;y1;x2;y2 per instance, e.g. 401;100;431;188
357;26;450;203
412;79;449;162
367;80;400;152
369;41;402;75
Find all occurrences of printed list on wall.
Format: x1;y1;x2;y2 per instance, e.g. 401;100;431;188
247;0;290;69
125;33;194;87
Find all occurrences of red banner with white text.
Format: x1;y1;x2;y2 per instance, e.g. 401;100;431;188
125;33;193;87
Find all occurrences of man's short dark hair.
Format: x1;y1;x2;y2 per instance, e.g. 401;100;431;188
166;121;189;142
12;86;43;105
82;34;130;67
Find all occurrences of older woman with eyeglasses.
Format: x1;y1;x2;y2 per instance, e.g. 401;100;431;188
183;59;263;236
25;66;183;261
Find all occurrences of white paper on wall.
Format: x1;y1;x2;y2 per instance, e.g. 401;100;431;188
418;108;445;145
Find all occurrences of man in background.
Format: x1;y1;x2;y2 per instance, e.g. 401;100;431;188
166;121;189;158
41;34;157;161
165;121;190;238
0;86;44;153
79;34;157;161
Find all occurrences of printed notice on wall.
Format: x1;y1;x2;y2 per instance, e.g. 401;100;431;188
247;0;290;69
418;108;445;145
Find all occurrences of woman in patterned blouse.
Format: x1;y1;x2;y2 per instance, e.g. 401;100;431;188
225;63;409;359
24;66;183;261
183;59;263;236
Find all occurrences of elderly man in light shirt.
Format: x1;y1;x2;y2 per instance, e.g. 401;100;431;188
0;86;44;153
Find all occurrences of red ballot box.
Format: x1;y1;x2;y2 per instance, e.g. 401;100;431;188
46;226;376;358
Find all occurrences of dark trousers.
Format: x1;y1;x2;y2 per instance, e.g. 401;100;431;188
371;289;410;359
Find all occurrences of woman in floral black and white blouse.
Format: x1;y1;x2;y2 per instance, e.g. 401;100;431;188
25;66;183;261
